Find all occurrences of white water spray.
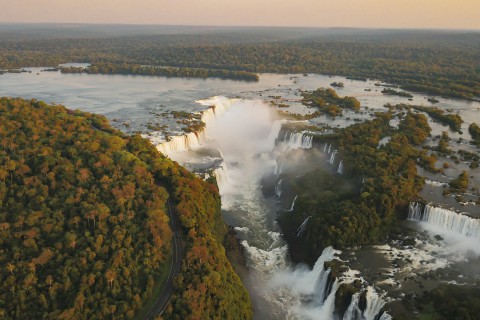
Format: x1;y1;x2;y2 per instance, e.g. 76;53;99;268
156;96;237;156
213;165;229;195
408;202;480;240
343;293;362;320
329;150;338;165
271;246;390;320
286;195;298;212
296;216;311;237
275;179;283;198
283;131;313;150
337;160;344;175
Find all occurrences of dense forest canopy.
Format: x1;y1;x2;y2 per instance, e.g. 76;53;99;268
0;98;252;319
1;26;479;100
0;98;172;319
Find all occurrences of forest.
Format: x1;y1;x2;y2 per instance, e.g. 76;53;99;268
417;284;480;320
0;98;251;319
60;63;259;82
0;28;479;101
409;105;464;133
301;87;361;117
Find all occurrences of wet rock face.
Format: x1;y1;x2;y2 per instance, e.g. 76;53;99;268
260;172;277;197
325;259;349;279
335;283;360;317
358;291;368;312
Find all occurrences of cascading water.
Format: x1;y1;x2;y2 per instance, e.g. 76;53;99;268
276;160;284;176
337;160;344;175
157;96;391;320
156;131;204;155
271;247;339;299
362;287;388;320
328;144;332;154
197;96;235;130
408;202;480;240
378;313;393;320
329;150;338;165
286;195;298;212
156;96;235;156
408;202;423;221
324;142;328;153
283;131;313;150
342;288;391;320
296;216;311;237
213;165;229;195
265;120;286;152
343;293;362;320
275;179;283;198
272;246;390;320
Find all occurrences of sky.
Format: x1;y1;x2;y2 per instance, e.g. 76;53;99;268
1;0;479;30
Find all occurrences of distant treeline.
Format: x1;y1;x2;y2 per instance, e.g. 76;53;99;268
1;31;479;100
60;63;259;82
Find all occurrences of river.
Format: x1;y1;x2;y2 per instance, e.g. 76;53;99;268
2;68;480;319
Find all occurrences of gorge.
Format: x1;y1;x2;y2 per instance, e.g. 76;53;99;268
2;67;480;319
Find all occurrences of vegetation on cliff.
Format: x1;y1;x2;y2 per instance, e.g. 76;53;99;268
0;98;252;319
417;284;480;320
278;112;430;263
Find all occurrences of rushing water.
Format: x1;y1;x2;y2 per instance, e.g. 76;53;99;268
2;68;480;319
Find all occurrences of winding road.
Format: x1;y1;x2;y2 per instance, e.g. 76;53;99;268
144;200;183;320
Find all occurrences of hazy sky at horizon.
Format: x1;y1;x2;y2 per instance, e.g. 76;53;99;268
1;0;479;30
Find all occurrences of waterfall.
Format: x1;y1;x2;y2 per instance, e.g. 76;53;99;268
323;142;328;153
196;96;232;127
275;179;283;198
213;165;229;195
156;96;233;156
276;160;284;176
343;293;362;320
157;131;204;155
408;202;480;240
342;287;390;320
316;269;333;304
271;246;339;297
283;131;313;150
287;195;298;212
265;120;286;152
337;160;344;175
200;107;217;127
408;202;423;221
296;216;311;237
362;287;387;320
378;313;393;320
302;134;313;149
271;246;390;320
328;144;332;154
318;279;340;318
329;150;338;165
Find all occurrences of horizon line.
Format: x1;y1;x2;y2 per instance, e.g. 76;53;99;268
1;21;479;32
